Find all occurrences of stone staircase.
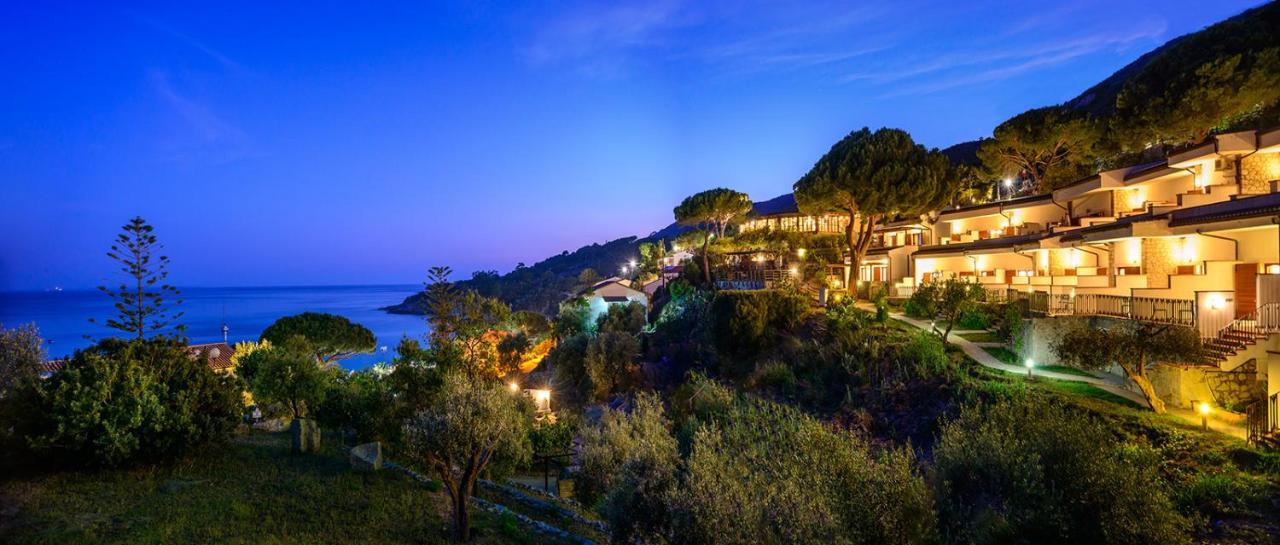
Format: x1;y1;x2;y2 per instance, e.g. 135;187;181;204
1203;303;1280;367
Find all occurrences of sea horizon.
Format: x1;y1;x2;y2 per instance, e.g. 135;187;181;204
0;284;430;369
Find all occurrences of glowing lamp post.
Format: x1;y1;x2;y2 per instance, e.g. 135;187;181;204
796;248;807;259
508;381;520;393
531;389;552;413
1024;358;1035;379
1198;401;1211;431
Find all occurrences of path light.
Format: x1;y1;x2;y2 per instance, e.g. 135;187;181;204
508;381;519;393
629;259;637;268
1198;401;1211;431
789;266;799;276
1024;358;1035;379
797;248;807;258
621;265;629;274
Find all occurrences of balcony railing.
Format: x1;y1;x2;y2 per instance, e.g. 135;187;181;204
1001;290;1196;327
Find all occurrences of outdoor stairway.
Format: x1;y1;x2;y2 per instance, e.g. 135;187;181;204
1203;303;1280;366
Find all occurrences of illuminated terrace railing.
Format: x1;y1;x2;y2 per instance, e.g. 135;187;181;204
1006;291;1196;327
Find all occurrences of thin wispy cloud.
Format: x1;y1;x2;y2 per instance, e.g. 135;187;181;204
847;17;1168;97
522;1;895;76
149;71;255;164
134;15;242;71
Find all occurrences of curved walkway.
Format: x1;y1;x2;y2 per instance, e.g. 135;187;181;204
878;309;1247;439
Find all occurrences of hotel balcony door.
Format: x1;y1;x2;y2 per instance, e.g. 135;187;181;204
1236;263;1257;318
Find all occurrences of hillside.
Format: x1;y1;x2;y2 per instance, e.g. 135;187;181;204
384;3;1278;317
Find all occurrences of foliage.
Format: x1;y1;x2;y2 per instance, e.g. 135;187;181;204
240;338;339;419
584;331;641;402
554;296;593;339
420;266;514;378
935;397;1189;545
546;333;594;408
1112;2;1280;148
995;302;1025;351
709;290;809;365
29;338;241;468
93;216;184;339
318;368;400;445
1052;318;1203;413
595;301;646;335
260;312;375;364
975;106;1100;192
794;127;956;288
677;400;936;545
402;371;532;542
577;392;677;508
529;414;578;455
674;188;753;283
909;277;987;344
0;324;45;469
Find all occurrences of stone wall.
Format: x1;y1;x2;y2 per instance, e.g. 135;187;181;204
1240;154;1280;195
1142;238;1176;289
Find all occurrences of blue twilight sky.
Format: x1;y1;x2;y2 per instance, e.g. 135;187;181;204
0;0;1265;291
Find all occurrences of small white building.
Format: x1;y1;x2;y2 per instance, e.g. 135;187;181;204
583;277;648;323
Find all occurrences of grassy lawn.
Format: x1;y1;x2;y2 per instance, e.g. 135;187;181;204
0;432;555;545
957;331;1000;343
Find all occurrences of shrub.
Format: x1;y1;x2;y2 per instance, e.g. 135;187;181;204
1174;472;1269;519
318;368;399;445
935;397;1189;545
29;338;241;468
0;324;45;470
530;414;577;455
240;338;340;419
596;302;646;335
995;302;1025;350
577;392;677;507
677;399;936;544
710;290;810;364
584;331;641;402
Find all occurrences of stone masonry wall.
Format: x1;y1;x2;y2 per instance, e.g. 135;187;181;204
1241;154;1280;195
1143;238;1176;289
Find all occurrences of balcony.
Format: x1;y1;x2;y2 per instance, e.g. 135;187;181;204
1012;292;1196;327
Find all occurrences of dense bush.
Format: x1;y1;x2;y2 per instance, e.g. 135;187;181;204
678;400;935;545
29;338;242;468
239;338;340;419
318;367;400;445
709;290;809;366
596;302;646;335
581;387;936;545
934;397;1189;545
995;302;1025;350
0;324;45;470
577;392;677;507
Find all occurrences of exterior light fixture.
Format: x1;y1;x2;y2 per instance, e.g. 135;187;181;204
629;259;637;268
789;266;799;276
796;248;807;258
508;381;519;393
1003;178;1013;188
531;389;552;413
1269;264;1280;275
1207;294;1226;311
1024;358;1034;379
1198;401;1211;430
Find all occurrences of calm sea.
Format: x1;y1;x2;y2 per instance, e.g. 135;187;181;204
0;285;429;369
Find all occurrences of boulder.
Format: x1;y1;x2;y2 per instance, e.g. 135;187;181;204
350;442;383;471
290;418;321;454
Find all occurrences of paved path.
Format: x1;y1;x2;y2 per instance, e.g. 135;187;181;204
876;308;1247;439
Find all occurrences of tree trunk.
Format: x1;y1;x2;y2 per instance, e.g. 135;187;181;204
844;213;858;295
1130;372;1166;414
453;489;471;541
701;230;712;286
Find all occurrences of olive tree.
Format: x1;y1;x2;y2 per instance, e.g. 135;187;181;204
1052;319;1203;413
794;128;955;293
908;276;987;346
403;371;531;542
674;188;753;284
260;312;375;364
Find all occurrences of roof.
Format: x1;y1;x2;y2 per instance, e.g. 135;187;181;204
1122;160;1174;182
938;192;1056;219
750;193;800;217
913;231;1053;257
40;341;238;375
602;295;633;303
1167;193;1280;227
189;342;235;371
